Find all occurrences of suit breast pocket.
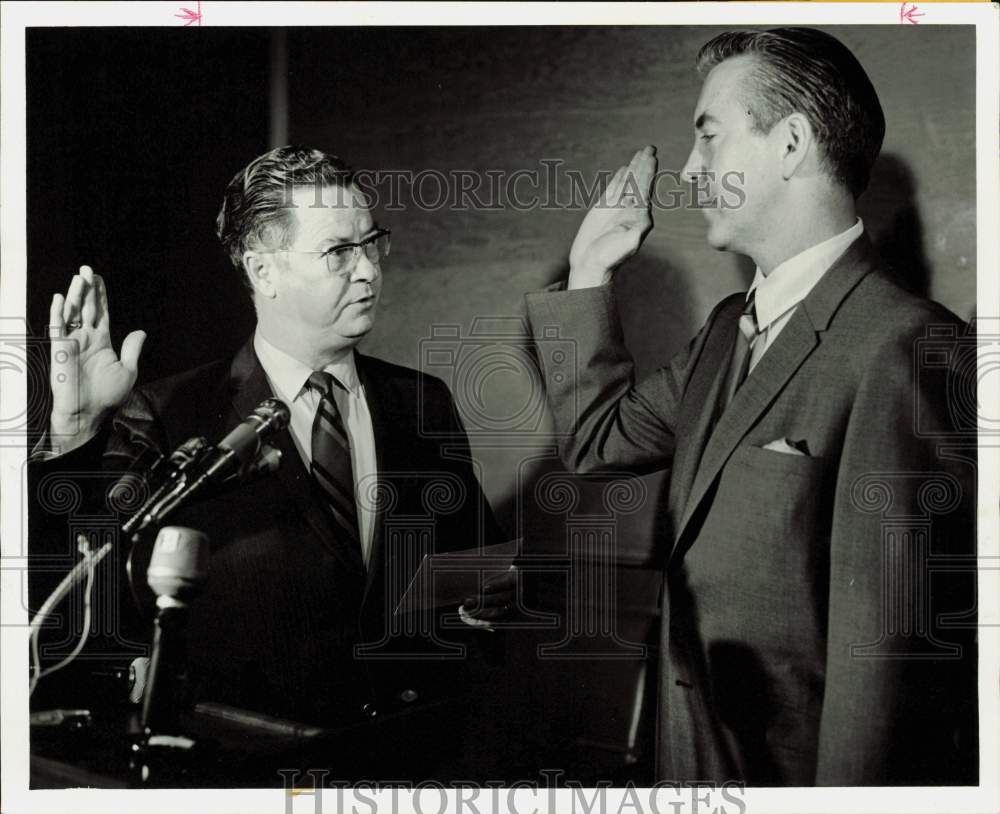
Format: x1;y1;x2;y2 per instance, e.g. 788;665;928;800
711;444;832;547
683;444;835;631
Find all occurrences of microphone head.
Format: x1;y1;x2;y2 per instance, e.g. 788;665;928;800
218;399;291;466
255;398;291;431
147;526;210;605
169;436;209;467
243;444;282;480
107;442;164;510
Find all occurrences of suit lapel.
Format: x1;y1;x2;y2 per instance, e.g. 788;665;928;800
667;294;744;535
671;312;819;562
355;352;391;603
229;338;365;577
670;233;881;564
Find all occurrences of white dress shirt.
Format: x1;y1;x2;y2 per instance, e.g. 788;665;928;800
253;331;378;567
747;218;864;372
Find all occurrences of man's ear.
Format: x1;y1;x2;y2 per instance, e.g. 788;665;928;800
243;251;278;298
778;112;814;181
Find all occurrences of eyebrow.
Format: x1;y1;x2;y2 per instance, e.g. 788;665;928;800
694;112;720;130
319;223;381;247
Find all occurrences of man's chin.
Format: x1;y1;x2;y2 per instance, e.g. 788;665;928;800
703;222;730;251
340;313;377;340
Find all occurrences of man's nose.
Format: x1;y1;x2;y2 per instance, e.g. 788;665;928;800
351;251;379;283
681;145;702;184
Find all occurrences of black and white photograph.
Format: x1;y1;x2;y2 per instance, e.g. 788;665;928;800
1;3;997;813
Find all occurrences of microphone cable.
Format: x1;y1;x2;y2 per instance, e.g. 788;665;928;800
29;535;112;696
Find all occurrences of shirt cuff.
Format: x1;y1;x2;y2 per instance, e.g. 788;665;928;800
28;432;58;462
457;604;496;631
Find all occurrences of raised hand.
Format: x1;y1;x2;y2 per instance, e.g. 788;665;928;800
48;266;146;451
568;145;658;289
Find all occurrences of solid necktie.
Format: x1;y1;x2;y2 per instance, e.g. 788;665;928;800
718;290;760;413
305;371;363;560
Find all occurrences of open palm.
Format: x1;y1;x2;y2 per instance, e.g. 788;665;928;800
568;146;658;288
49;267;145;447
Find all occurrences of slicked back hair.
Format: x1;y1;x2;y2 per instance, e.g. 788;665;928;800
697;28;885;198
216;145;355;290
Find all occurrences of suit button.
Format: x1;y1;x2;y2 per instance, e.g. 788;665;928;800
361;703;378;719
400;689;418;704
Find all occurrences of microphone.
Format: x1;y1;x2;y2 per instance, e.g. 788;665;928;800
238;443;283;482
121;437;211;535
185;397;290;483
108;441;169;504
145;526;210;609
138;399;290;530
141;526;209;734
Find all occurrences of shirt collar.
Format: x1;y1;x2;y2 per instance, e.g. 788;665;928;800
748;218;864;329
253;330;361;401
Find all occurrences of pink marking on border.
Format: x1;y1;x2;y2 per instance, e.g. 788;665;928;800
175;0;202;26
899;2;924;24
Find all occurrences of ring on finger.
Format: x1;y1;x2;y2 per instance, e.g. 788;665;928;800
66;321;83;330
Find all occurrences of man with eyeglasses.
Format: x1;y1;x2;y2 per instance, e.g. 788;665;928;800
33;145;514;781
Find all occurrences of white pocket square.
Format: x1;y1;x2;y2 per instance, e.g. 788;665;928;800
762;438;809;456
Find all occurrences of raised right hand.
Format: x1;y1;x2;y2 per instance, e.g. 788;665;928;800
567;145;658;289
48;266;146;450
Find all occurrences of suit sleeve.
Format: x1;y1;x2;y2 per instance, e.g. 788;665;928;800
816;316;977;784
524;284;695;476
104;387;170;473
29;387;167;483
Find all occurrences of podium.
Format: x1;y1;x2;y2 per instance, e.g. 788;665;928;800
31;690;478;788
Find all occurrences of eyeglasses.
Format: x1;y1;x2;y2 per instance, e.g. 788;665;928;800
268;229;391;277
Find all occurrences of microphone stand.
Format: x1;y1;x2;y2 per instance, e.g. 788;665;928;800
117;402;288;785
129;526;209;787
129;606;198;786
122;442;282;786
118;437;212;787
141;599;190;735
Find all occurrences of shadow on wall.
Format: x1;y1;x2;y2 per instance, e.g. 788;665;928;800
498;248;701;567
859;153;932;299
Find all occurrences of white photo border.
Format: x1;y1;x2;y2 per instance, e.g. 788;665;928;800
2;3;997;813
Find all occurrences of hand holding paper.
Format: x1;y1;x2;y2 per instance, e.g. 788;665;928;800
394;540;520;626
462;565;518;623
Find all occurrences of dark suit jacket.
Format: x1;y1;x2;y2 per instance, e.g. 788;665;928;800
30;338;503;732
526;234;977;786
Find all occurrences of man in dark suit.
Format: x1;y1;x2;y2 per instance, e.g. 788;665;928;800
33;146;514;778
526;28;977;786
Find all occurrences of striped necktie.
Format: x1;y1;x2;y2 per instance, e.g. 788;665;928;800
718;290;760;413
306;371;363;560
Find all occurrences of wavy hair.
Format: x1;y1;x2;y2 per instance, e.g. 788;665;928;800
697;28;885;198
216;145;355;288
